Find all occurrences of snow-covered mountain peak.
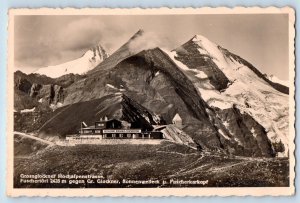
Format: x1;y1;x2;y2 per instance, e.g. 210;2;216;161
88;29;148;74
188;34;225;62
192;34;214;43
90;43;107;52
165;34;290;157
34;43;109;78
191;34;219;48
87;43;109;60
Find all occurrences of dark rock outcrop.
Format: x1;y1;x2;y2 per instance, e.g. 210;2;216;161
174;39;230;91
206;106;275;157
14;71;72;110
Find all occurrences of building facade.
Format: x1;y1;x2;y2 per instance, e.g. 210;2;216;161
66;118;163;142
172;113;182;128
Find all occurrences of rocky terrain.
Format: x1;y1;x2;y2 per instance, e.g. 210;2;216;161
14;30;290;158
14;70;85;111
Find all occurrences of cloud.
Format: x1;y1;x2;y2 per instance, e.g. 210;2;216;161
14;14;289;80
58;17;107;51
56;17;134;53
15;16;131;70
15;42;62;68
128;31;160;52
127;30;175;54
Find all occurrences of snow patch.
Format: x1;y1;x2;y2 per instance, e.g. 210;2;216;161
153;114;161;124
209;100;232;110
50;102;63;111
167;104;174;108
251;127;257;138
234;137;242;145
195;71;208;79
162;49;190;71
218;129;230;140
57;102;63;108
223;121;229;127
106;84;117;89
20;107;35;113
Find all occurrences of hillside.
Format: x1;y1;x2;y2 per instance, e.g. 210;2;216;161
14;142;289;188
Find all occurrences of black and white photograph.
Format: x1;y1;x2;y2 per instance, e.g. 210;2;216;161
7;8;295;196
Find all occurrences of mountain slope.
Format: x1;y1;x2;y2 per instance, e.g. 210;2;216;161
89;29;146;74
61;45;278;157
34;44;109;78
165;34;289;157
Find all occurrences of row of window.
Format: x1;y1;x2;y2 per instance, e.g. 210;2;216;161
104;133;133;138
80;130;154;139
82;130;102;134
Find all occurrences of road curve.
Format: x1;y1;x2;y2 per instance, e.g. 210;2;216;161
14;131;55;146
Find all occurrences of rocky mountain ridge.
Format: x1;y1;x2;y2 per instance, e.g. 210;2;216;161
14;70;85;111
167;34;289;156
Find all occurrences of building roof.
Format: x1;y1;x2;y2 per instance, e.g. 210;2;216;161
97;118;121;123
82;126;97;130
172;113;182;122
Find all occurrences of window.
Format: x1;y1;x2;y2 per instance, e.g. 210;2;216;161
84;130;91;134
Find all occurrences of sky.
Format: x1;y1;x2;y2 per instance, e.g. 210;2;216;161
14;14;289;80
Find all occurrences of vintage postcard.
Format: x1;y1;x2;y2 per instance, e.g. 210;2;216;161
6;7;295;196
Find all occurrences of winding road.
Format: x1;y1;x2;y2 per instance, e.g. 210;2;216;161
14;131;55;146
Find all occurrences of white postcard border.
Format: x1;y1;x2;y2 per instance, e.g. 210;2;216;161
6;7;295;197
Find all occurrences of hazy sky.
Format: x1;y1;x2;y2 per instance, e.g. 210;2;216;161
15;14;289;80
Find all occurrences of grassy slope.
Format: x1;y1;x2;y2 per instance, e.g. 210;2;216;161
14;141;289;188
